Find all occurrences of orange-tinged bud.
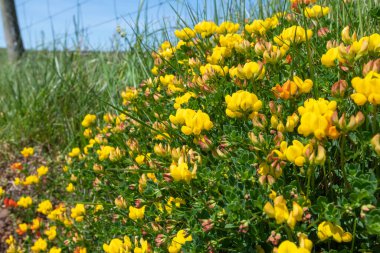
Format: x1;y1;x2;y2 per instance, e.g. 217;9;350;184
363;59;380;76
341;26;357;44
331;80;348;97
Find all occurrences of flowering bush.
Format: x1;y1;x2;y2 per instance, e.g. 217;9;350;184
1;0;380;252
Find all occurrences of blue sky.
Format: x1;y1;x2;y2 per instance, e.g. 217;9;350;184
0;0;257;50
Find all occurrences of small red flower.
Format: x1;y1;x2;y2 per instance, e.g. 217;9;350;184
4;198;18;208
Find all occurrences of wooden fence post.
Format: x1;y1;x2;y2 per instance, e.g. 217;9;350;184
0;0;24;63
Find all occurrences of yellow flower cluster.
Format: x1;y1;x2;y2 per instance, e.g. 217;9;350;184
174;92;196;109
200;63;229;76
274;26;313;47
37;200;53;215
350;71;380;105
21;146;34;158
169;108;213;135
277;233;313;253
121;87;138;105
70;203;85;222
168;230;192;253
263;195;304;230
81;114;96;127
317;221;353;243
272;76;313;99
17;196;33;208
245;16;279;35
174;27;196;41
170;162;196;183
194;21;218;38
297;98;339;139
225;90;263;119
31;238;48;253
229;61;265;80
129;206;146;221
304;5;329;18
103;237;148;253
322;32;380;67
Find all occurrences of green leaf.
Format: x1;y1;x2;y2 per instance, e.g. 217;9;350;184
365;209;380;235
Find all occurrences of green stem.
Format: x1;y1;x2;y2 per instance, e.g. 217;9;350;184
340;135;350;189
350;218;358;253
372;105;378;133
306;166;314;198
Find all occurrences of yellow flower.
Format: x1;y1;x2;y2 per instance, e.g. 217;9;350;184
170;162;196;183
0;186;4;196
17;196;33;208
200;63;229;76
317;221;352;243
274;25;313;47
129;206;146;221
170;109;213;136
297;98;338;140
293;76;313;94
21;147;34;158
66;183;75;192
23;175;39;185
81;114;96;127
207;46;231;64
47;205;66;221
83;128;92;138
225;90;263;119
278;240;298;253
174;27;196;40
284;140;307;167
194;21;218;38
368;33;380;53
304;5;329;18
49;247;62;253
121;87;138;105
174;92;196;109
321;47;339;67
31;218;41;230
245;17;278;35
298;233;313;251
37;166;49;177
6;235;15;245
37;200;53;215
135;154;150;165
133;238;148;253
217;21;240;34
31;238;48;253
97;146;116;161
229;61;265;80
350;71;380;106
68;147;81;157
71;204;86;222
44;226;57;240
17;223;28;234
168;230;192;253
165;197;186;214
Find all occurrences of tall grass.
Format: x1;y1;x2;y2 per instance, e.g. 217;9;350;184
0;48;152;155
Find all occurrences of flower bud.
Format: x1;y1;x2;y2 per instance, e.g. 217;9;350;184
370;134;380;155
346;111;365;130
318;27;330;37
362;59;380;76
114;195;127;209
341;26;357;44
331;80;348;97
